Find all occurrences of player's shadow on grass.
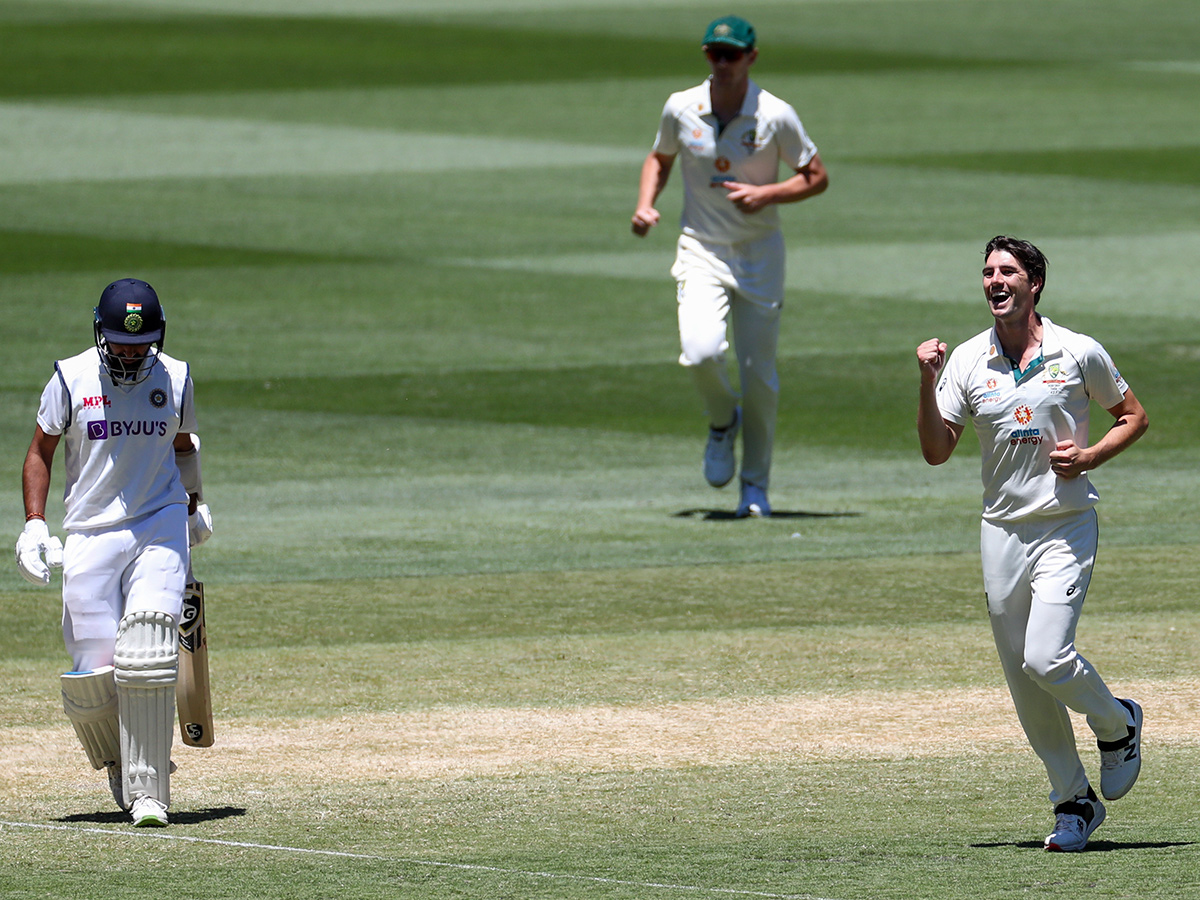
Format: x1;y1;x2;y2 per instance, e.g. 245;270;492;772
56;806;246;826
973;839;1196;852
673;508;864;521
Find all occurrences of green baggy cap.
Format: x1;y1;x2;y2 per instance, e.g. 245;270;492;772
703;16;756;49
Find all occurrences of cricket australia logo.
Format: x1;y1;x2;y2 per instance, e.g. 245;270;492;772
1043;363;1067;394
740;128;759;151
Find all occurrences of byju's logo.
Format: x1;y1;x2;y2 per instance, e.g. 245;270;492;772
87;420;109;440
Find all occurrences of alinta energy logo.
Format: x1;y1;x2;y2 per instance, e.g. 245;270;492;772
1010;404;1042;446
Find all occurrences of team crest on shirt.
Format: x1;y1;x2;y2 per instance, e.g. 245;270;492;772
1042;363;1067;395
149;388;167;409
739;128;759;151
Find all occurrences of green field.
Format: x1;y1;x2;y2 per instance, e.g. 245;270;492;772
2;1;1199;897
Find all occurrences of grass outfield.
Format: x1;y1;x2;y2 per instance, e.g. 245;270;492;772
1;1;1199;897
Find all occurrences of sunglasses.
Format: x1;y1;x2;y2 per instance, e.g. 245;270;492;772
705;46;747;63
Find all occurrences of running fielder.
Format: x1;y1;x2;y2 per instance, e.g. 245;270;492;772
917;236;1147;852
632;15;828;517
17;278;212;827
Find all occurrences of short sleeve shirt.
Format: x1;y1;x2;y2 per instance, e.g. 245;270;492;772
652;78;817;245
935;317;1129;522
37;348;197;531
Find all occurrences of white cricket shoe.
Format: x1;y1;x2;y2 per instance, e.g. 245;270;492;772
131;796;169;828
736;481;771;518
107;763;130;811
703;408;740;488
1044;789;1105;852
1099;698;1143;800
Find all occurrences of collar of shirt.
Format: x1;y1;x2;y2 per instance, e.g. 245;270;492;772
987;316;1063;385
699;77;762;122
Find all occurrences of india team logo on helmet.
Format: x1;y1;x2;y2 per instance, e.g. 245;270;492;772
93;278;166;386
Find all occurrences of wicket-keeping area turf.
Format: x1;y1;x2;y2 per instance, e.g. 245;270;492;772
2;1;1199;898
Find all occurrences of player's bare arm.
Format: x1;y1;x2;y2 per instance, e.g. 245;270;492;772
916;338;962;465
22;426;60;519
1049;388;1149;479
721;153;829;214
632;151;676;236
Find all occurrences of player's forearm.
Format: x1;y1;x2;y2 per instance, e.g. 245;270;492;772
1084;391;1149;470
1085;414;1148;470
769;157;829;205
636;152;672;208
917;381;956;465
22;441;54;518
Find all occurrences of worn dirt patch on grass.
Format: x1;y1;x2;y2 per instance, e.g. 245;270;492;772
4;680;1198;797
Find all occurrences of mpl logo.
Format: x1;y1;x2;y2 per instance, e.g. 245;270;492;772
82;395;110;409
87;420;109;440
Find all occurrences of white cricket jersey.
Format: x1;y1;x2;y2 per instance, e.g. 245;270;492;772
652;78;817;245
935;317;1129;523
37;348;197;531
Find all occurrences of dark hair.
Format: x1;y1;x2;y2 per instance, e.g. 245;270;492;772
984;235;1048;303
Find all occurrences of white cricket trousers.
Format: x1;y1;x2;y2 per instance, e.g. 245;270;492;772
981;509;1132;806
672;231;785;489
61;504;188;672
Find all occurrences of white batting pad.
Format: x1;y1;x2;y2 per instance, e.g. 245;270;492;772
114;610;179;808
61;667;121;770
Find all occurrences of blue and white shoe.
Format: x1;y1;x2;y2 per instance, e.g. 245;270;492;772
736;481;771;518
1044;788;1105;852
703;408;740;488
1099;698;1143;800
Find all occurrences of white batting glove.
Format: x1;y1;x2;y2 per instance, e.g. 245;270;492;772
15;518;64;586
188;503;213;548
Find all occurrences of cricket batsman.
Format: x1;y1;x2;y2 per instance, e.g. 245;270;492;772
17;278;212;827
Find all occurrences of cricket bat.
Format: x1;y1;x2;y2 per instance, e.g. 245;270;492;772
177;577;215;747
